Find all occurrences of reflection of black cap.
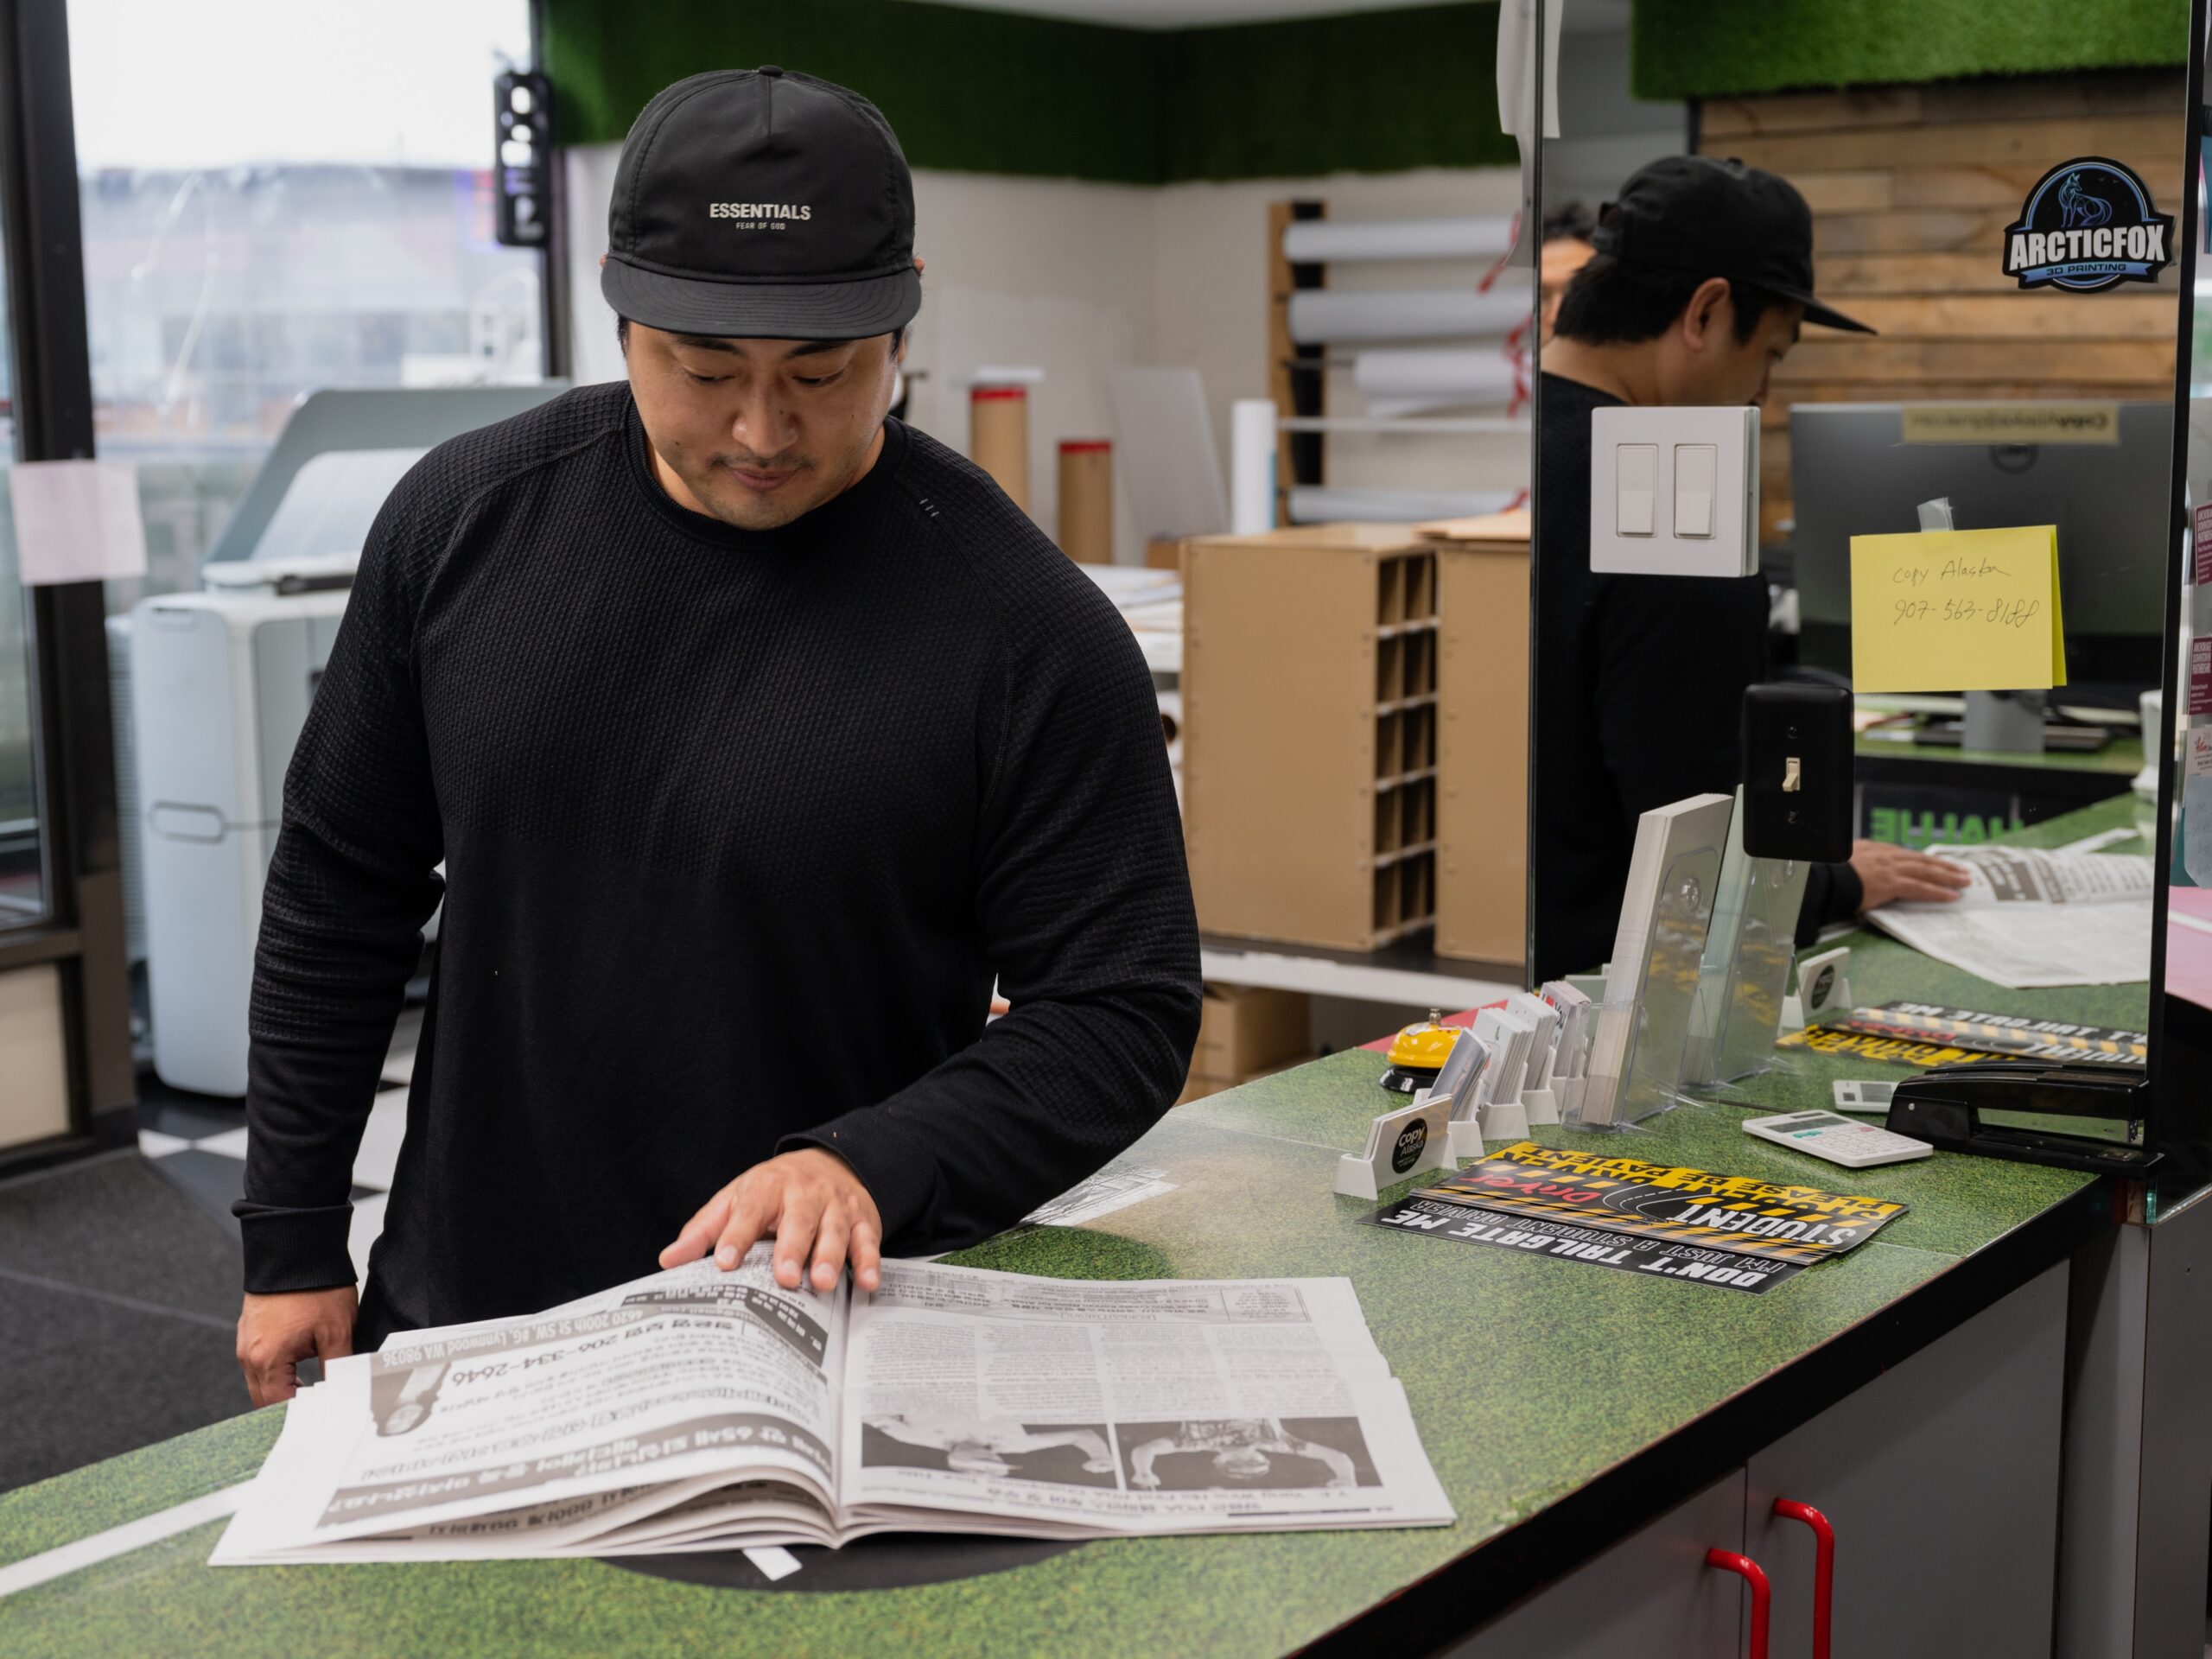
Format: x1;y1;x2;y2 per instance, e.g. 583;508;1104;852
1592;156;1874;334
601;67;921;340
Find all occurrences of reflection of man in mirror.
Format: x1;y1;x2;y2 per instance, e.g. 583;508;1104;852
1539;201;1599;340
1532;156;1970;982
370;1361;449;1437
1126;1418;1357;1490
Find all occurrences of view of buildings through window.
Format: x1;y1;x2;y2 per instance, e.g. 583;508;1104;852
70;0;543;607
0;0;542;925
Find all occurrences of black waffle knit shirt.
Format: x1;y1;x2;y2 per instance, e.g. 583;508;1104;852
238;380;1201;1344
1531;372;1858;983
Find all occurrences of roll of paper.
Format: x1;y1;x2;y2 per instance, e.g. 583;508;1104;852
1281;214;1518;264
970;385;1030;512
1353;347;1521;416
1287;286;1533;345
1230;398;1278;535
1287;486;1522;524
1057;440;1113;563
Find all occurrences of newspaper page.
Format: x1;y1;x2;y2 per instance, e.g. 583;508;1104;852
213;1249;849;1564
838;1264;1452;1536
1865;846;2154;988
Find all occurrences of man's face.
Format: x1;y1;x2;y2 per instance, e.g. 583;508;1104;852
625;321;904;531
1659;285;1804;408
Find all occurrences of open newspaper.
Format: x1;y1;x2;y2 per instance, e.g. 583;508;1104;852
1864;845;2153;989
212;1249;1451;1563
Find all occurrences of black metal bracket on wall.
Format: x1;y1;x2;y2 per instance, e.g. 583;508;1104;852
0;0;137;1172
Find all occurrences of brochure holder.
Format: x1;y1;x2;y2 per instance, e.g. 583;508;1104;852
1335;1094;1455;1199
1781;944;1853;1032
1685;798;1809;1086
1569;838;1725;1129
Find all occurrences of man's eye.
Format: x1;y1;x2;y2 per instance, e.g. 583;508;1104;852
683;369;728;385
795;373;837;388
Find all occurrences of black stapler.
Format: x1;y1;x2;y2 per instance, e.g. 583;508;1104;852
1885;1060;2161;1173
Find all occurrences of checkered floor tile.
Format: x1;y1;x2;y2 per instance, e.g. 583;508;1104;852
137;1042;414;1282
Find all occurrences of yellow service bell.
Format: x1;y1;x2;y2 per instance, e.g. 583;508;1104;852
1380;1008;1460;1094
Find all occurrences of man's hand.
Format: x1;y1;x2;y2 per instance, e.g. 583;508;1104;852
238;1286;358;1407
660;1147;884;1294
1850;839;1974;912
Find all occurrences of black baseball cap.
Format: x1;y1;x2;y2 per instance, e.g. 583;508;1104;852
601;67;921;340
1592;156;1873;334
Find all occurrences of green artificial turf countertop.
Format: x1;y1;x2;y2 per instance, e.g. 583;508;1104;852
1;802;2154;1657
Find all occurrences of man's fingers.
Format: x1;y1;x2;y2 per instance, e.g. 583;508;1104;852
810;1207;852;1293
849;1218;882;1292
662;1190;736;1268
769;1189;827;1289
713;1182;779;1272
1891;874;1968;903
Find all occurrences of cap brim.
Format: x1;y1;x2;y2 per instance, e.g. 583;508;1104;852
601;257;921;340
1770;283;1875;334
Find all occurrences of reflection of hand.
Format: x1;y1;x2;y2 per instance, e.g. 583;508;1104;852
659;1147;884;1293
1850;840;1974;911
1132;1471;1161;1489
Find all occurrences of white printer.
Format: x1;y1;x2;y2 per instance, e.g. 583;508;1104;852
133;563;352;1096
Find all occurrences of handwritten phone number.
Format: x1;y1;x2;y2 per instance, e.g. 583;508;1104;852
1891;596;2041;629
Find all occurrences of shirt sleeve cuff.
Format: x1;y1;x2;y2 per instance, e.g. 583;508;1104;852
236;1200;359;1294
779;1111;942;1246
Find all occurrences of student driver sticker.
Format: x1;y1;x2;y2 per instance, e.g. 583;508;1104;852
2002;158;2173;293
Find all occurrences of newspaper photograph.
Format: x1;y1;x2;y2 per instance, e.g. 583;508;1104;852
213;1251;1451;1565
1865;845;2154;988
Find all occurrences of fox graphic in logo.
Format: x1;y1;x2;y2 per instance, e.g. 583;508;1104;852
2057;171;2113;229
2002;157;2171;292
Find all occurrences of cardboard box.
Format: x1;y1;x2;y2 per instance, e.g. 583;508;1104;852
1182;523;1440;950
1194;983;1311;1080
1433;526;1530;967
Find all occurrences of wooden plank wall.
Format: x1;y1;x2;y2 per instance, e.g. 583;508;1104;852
1694;71;2188;542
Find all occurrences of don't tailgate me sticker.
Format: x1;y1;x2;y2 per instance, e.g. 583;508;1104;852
2002;157;2174;292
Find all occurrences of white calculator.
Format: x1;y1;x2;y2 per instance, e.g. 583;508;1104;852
1742;1109;1933;1168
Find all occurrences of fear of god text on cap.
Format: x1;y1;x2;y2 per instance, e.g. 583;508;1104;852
2001;157;2174;293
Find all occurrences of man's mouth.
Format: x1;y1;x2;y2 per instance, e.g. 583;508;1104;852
730;466;798;493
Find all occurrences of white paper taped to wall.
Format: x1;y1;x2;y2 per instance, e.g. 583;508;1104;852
1281;216;1518;264
249;448;428;568
10;460;147;587
1287;286;1533;346
1105;367;1230;545
1288;486;1521;524
1354;347;1521;416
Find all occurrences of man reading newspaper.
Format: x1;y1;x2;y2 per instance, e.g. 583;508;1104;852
233;67;1198;1399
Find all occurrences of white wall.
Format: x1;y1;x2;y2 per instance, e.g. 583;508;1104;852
565;144;1527;563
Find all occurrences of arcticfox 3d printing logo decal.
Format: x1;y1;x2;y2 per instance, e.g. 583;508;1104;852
2002;158;2173;293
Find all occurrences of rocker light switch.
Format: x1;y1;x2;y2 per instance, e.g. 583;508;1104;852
1674;444;1717;537
1589;405;1760;578
1617;445;1657;536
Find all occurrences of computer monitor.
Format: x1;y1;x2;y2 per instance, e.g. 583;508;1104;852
1789;401;2172;689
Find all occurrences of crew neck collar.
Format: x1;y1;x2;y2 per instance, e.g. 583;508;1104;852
620;391;909;548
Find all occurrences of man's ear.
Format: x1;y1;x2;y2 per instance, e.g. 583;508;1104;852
1679;276;1734;354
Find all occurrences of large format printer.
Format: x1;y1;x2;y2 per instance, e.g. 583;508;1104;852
126;385;563;1095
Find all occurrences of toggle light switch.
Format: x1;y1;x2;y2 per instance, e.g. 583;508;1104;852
1617;444;1657;536
1674;443;1717;537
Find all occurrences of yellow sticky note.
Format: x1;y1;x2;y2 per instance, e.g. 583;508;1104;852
1850;525;2066;694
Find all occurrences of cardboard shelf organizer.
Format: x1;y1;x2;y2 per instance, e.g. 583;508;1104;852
1183;524;1440;952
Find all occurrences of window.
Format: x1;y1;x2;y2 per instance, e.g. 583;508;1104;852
67;0;542;607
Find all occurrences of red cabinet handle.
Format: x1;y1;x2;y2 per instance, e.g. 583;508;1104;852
1773;1499;1836;1659
1707;1548;1771;1659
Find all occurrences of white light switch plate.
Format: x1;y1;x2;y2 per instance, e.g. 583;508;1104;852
1588;405;1760;578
